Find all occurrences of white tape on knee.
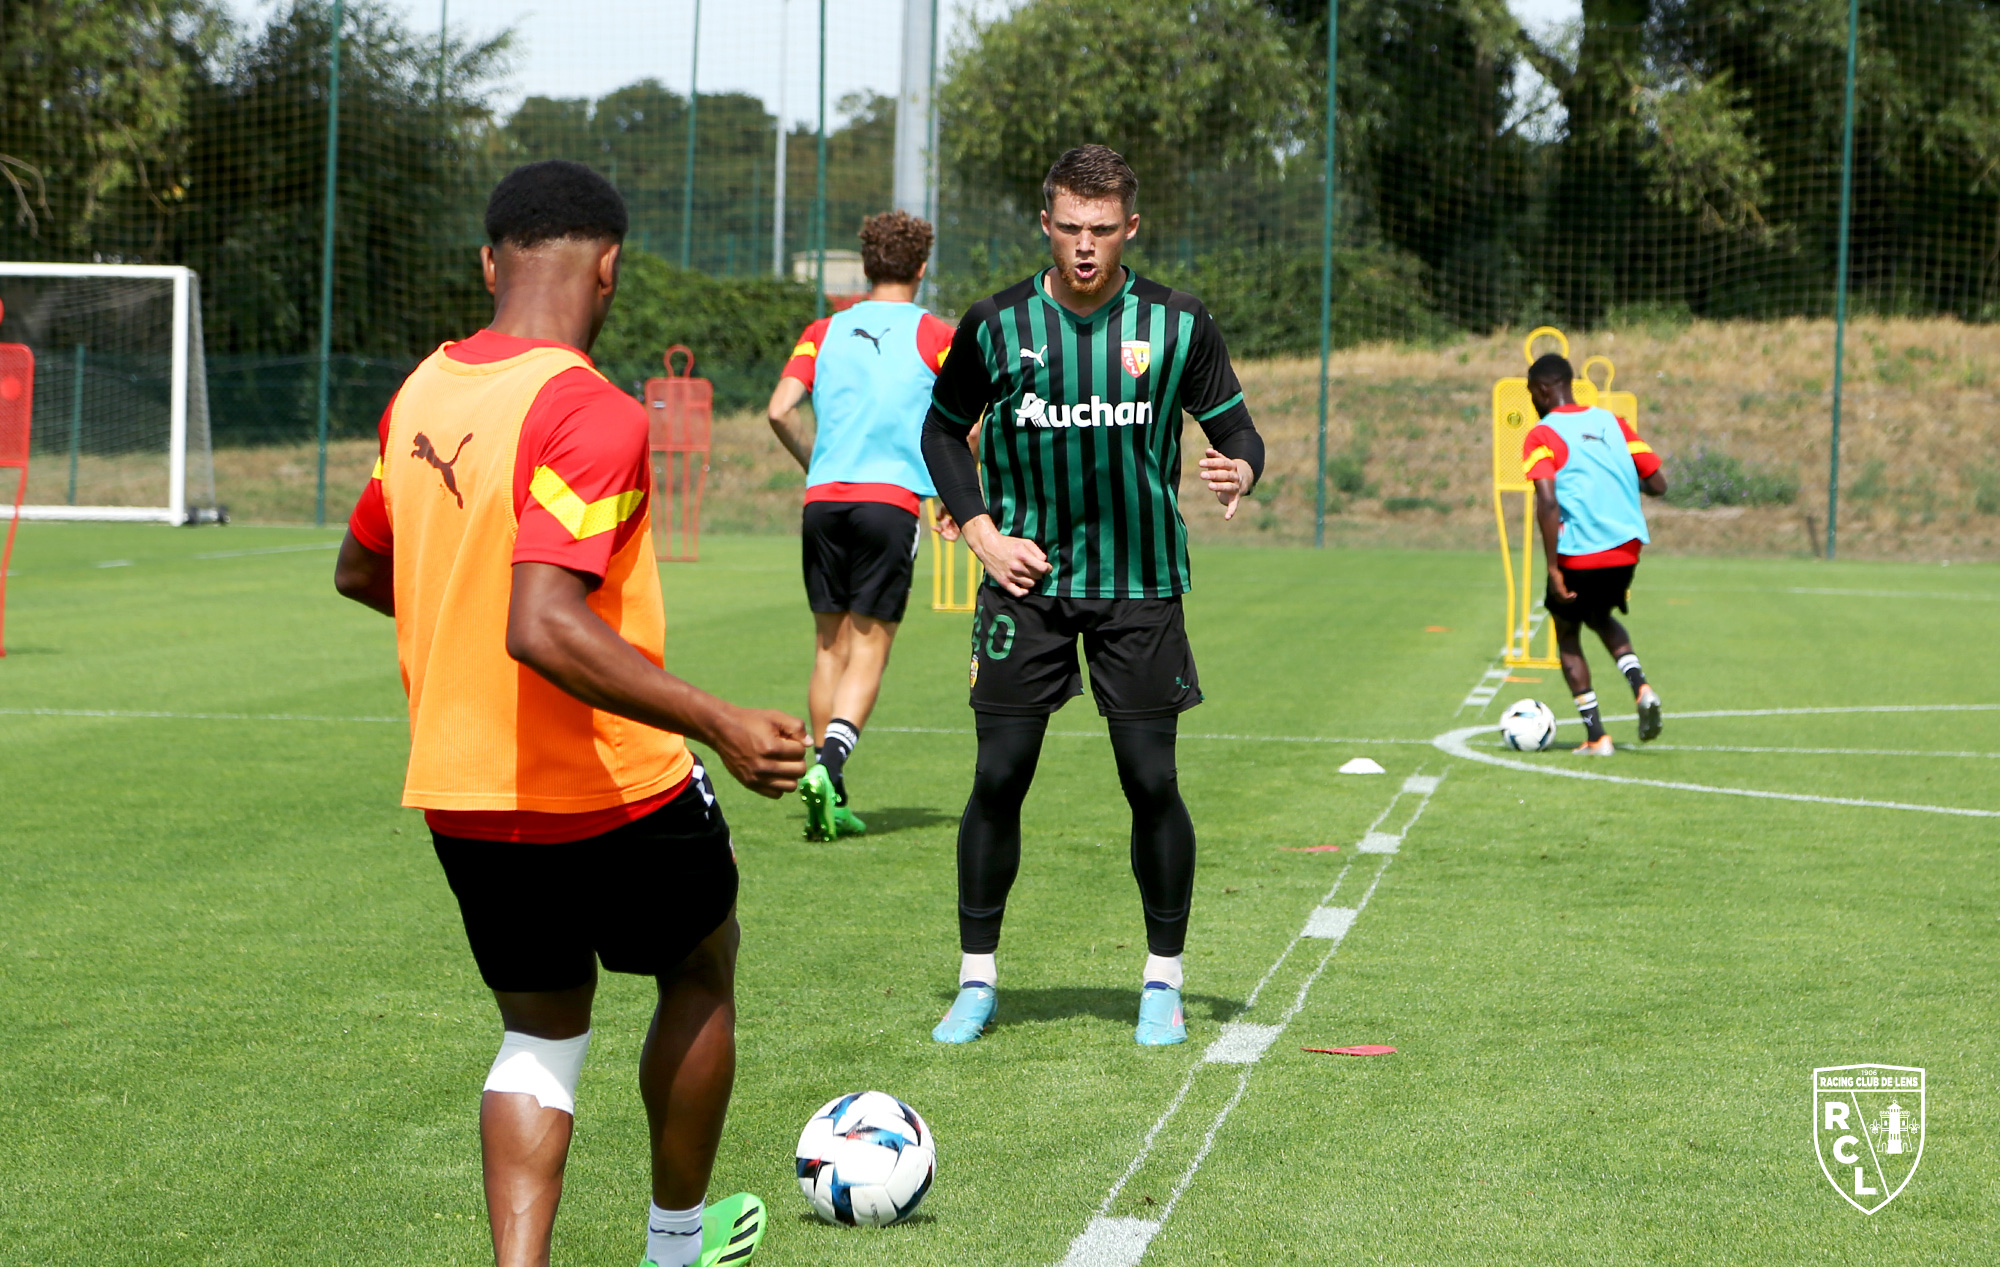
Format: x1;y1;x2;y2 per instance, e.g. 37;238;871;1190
484;1030;591;1115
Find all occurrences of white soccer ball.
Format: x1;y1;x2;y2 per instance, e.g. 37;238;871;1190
1499;698;1558;752
795;1091;937;1226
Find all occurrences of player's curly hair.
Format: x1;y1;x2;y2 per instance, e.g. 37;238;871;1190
484;160;629;249
858;210;935;284
1042;144;1139;213
1528;353;1574;385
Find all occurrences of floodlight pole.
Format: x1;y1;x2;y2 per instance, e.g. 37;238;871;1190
314;0;344;529
773;0;788;277
1826;0;1859;562
437;0;447;105
681;0;701;269
814;0;828;318
1313;0;1340;549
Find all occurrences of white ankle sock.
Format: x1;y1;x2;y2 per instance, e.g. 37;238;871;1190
960;952;997;988
645;1202;703;1267
1143;953;1183;990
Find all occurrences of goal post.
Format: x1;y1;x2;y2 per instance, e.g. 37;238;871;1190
0;263;219;525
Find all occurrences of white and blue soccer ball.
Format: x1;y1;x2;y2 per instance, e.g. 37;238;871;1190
1499;698;1558;752
795;1091;936;1227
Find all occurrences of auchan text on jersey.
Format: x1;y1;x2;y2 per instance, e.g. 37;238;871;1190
1019;392;1155;430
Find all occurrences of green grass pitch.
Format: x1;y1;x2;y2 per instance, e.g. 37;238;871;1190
3;523;1997;1265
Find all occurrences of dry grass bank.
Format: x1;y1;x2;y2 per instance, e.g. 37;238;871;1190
42;316;1992;560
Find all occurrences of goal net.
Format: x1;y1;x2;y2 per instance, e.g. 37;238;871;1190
0;264;218;524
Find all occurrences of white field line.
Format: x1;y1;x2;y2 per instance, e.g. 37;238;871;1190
192;542;340;559
1433;724;2000;818
871;725;1433;746
1472;738;2000;760
1057;775;1441;1267
0;707;401;724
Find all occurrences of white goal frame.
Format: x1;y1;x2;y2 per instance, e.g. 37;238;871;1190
0;262;213;524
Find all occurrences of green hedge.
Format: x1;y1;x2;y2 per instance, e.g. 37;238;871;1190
594;249;822;414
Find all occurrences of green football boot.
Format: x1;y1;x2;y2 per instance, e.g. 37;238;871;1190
799;764;838;842
698;1193;766;1266
832;803;868;837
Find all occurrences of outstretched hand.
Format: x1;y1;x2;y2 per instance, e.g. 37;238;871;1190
1198;448;1253;520
934;509;961;542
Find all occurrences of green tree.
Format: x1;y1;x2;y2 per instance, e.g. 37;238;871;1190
939;0;1309;238
0;0;223;259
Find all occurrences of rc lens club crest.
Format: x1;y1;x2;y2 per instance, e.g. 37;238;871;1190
1813;1064;1924;1213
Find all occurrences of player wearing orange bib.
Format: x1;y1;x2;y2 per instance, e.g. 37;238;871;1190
334;161;805;1267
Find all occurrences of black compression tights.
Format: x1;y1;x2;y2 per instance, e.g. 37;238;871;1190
956;713;1196;957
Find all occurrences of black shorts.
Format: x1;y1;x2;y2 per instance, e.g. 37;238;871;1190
968;587;1202;719
431;768;737;993
1545;563;1636;628
801;500;921;623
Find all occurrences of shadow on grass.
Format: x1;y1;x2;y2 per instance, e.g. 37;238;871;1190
852;806;956;835
937;985;1243;1029
792;1210;937;1228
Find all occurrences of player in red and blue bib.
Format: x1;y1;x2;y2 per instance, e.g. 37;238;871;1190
1522;353;1669;753
766;211;955;840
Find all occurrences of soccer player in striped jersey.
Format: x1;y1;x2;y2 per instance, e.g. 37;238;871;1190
766;211;955;842
920;145;1264;1047
1522;353;1669;755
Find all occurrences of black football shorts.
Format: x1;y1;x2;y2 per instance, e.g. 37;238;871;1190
1545;562;1636;628
801;500;921;623
430;767;737;993
967;587;1202;719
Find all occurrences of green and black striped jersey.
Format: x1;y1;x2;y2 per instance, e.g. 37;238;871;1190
927;269;1254;599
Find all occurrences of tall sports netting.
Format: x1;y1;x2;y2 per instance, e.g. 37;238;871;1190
0;266;219;524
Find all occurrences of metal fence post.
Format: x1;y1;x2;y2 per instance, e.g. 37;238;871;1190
314;0;344;529
681;0;701;270
1313;0;1340;549
1827;0;1859;561
814;0;828;319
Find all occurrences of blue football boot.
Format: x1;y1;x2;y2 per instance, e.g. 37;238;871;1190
1134;984;1187;1046
931;984;997;1044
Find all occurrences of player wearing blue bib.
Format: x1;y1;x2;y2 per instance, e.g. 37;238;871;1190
1523;353;1669;754
768;212;956;839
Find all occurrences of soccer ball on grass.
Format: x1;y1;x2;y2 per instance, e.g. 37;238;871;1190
796;1091;936;1226
1499;698;1558;752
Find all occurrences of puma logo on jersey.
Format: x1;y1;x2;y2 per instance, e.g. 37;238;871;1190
1581;431;1604;443
851;327;884;354
412;431;473;507
1020;345;1047;367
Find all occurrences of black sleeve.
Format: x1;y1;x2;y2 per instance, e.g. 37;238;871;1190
923;412;988;525
1182;304;1263;488
923;311;996;524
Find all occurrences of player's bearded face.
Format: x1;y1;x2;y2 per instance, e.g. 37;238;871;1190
1043;192;1137;297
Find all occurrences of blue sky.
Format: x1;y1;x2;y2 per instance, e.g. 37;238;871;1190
229;0;1580;127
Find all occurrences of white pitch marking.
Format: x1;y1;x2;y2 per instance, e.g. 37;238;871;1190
1432;724;2000;818
1061;773;1444;1264
1202;1022;1284;1065
1470;735;2000;760
94;559;132;568
1783;586;2000;602
1357;831;1400;854
0;707;401;724
1401;774;1441;794
871;726;1434;746
192;542;340;560
1058;1216;1161;1267
1301;907;1357;940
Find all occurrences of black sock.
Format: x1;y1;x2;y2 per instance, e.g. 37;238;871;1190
1575;691;1606;741
821;718;858;802
1617;653;1647;694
